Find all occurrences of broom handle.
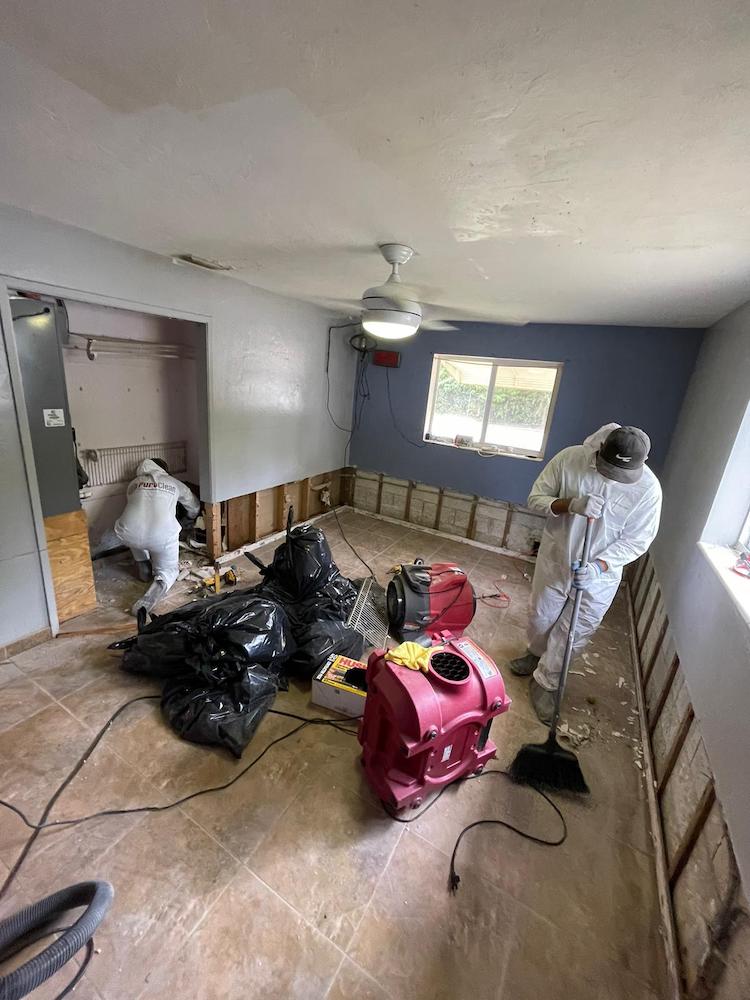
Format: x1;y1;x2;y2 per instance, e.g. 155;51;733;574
549;516;595;737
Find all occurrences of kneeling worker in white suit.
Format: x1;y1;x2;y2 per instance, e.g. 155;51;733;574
114;458;200;616
510;424;662;725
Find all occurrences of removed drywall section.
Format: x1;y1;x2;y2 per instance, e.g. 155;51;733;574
351;469;544;557
350;321;703;506
629;555;749;999
652;300;750;890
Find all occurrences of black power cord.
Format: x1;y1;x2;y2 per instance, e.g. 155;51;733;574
325;323;358;434
384;368;427;448
330;504;376;579
0;700;359;899
384;769;567;894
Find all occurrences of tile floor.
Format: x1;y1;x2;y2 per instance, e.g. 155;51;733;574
0;510;667;999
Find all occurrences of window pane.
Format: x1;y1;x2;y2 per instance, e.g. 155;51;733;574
484;366;557;453
428;358;492;443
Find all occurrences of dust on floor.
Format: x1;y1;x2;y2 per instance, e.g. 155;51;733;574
0;510;666;1000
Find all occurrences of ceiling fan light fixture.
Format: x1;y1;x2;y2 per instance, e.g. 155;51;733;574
362;308;420;340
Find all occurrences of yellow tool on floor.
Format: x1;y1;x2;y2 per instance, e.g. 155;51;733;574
385;641;441;673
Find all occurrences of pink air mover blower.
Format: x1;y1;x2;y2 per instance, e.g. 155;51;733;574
358;634;511;810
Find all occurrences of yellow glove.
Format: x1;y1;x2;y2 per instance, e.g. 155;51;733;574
385;642;441;673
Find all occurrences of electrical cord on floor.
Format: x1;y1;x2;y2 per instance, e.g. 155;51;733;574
330;504;377;579
0;699;360;901
0;694;162;903
384;769;567;894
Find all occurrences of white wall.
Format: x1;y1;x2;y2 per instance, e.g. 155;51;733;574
63;317;202;548
653;300;750;886
0;202;353;642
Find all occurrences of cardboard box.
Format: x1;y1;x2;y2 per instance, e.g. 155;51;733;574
312;654;368;718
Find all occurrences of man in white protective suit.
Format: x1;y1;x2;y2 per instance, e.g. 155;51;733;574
510;424;662;725
114;458;200;617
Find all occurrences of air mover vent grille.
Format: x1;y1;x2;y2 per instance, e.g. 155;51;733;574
430;651;470;682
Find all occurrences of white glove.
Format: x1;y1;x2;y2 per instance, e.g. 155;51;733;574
571;559;605;590
568;494;605;518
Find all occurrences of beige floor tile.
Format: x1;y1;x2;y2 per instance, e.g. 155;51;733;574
79;810;240;1000
0;675;53;734
60;670;162;732
499;902;661;1000
348;830;517;1000
136;867;342;1000
249;773;403;948
12;635;116;700
0;660;24;685
517;814;664;988
326;957;391;1000
0;704;102;867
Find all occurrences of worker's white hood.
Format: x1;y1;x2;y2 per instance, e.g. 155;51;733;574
582;423;621;452
136;458;166;478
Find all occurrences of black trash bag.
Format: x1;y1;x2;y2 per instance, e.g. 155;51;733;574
285;618;364;677
118;595;294;684
161;665;278;758
120;623;197;679
190;595;293;677
265;523;338;599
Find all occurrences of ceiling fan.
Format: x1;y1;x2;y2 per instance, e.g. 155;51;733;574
357;243;458;340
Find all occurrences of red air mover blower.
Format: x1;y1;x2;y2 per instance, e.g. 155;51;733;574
358;636;510;810
386;562;475;639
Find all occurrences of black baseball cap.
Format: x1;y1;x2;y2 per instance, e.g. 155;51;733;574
596;426;650;484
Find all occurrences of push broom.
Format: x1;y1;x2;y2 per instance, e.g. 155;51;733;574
509;516;594;793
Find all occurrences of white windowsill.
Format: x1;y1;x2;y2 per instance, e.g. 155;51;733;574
423;438;545;462
698;542;750;627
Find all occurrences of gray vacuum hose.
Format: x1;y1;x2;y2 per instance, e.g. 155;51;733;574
0;881;113;1000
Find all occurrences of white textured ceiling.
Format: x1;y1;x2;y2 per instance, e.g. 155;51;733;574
1;0;749;327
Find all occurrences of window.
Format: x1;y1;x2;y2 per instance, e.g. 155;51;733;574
423;354;563;459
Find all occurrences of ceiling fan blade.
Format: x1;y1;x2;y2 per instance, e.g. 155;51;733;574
420;319;460;331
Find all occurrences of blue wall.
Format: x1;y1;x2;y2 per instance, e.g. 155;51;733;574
350;322;704;505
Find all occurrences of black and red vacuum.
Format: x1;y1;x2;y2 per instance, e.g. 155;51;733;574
386;560;476;640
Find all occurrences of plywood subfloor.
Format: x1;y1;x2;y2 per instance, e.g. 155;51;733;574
0;511;667;999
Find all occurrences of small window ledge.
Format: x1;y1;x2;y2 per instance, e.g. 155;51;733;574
424;438;545;462
699;542;750;627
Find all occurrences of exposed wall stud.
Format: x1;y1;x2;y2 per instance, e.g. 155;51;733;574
668;783;717;887
205;502;222;561
299;478;311;521
404;481;414;522
466;495;478;540
643;618;670;686
649;654;681;736
658;707;695;797
434;487;445;530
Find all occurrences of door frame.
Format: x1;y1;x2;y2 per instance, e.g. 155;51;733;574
0;273;213;634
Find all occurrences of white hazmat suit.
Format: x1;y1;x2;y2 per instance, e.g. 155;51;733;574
526;424;662;693
114;459;200;610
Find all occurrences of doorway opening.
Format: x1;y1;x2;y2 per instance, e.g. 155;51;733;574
10;291;210;623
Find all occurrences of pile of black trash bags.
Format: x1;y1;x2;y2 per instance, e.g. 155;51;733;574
110;522;363;758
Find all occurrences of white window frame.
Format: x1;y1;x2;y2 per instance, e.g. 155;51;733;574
423;354;564;461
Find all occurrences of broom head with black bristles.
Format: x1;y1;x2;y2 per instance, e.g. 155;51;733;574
509;730;589;794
